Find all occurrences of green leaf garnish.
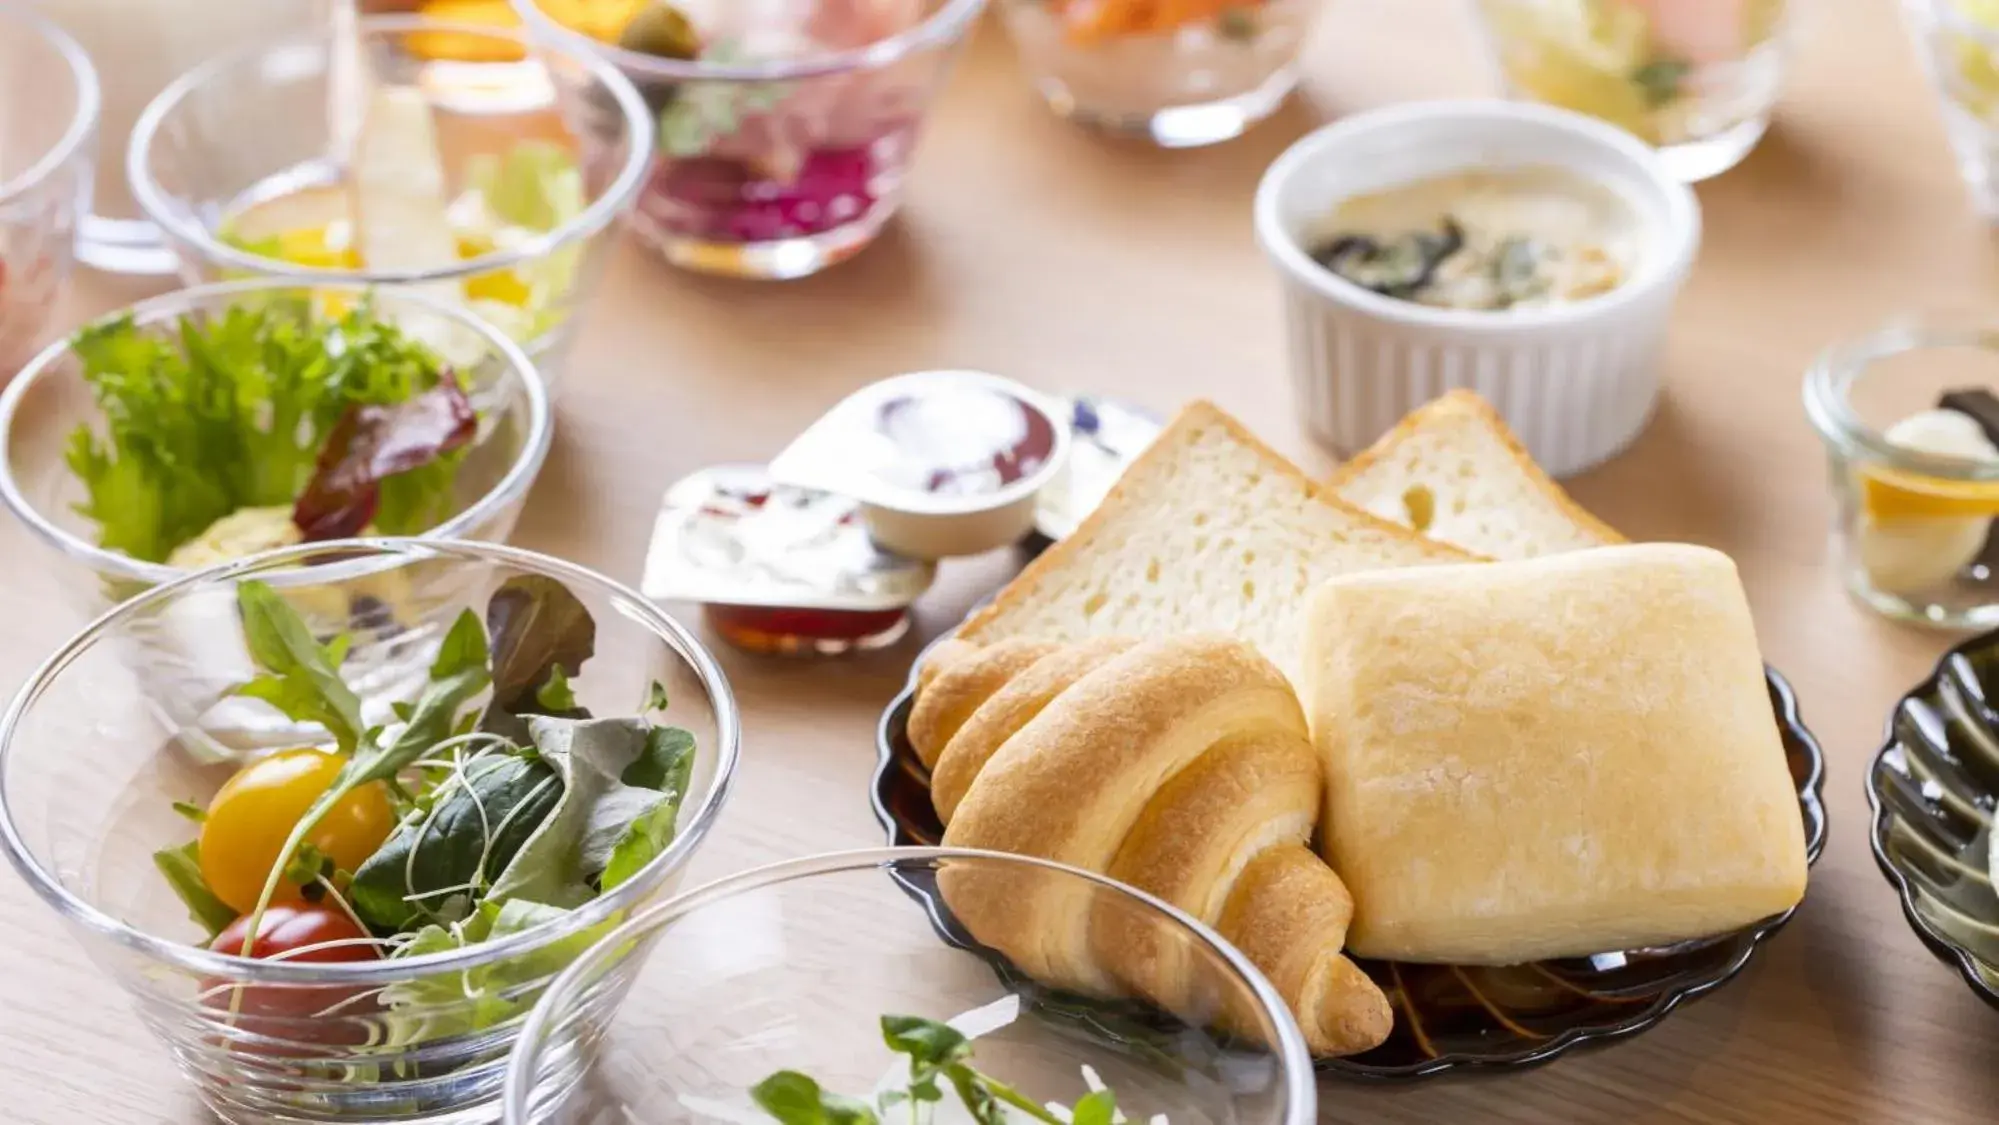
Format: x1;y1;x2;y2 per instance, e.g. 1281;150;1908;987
535;666;578;714
644;680;671;713
1631;58;1690;107
751;1072;880;1125
233;581;367;753
153;841;238;937
171;800;208;823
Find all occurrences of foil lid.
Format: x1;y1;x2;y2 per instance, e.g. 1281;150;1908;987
642;464;936;612
1034;396;1164;541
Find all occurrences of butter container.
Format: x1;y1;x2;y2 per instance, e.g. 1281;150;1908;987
641;465;936;655
767;371;1072;560
1805;322;1999;630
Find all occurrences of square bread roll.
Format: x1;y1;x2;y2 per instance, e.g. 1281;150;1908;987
1303;543;1809;964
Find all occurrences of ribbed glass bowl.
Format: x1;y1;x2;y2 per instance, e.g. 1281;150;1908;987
0;539;740;1125
503;847;1317;1125
1868;625;1999;1007
0;279;553;622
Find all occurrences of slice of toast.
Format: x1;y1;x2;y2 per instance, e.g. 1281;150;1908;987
956;401;1470;687
1328;390;1624;560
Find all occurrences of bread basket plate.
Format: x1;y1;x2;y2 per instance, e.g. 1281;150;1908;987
870;631;1829;1081
1867;628;1999;1009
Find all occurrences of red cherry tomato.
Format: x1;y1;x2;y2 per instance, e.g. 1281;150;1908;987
205;906;380;1042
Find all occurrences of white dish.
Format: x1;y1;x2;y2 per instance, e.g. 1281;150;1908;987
1253;100;1702;478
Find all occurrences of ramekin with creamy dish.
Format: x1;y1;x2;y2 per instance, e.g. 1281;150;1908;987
1254;100;1700;478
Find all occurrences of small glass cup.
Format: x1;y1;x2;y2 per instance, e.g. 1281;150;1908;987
0;6;97;375
0;538;742;1125
503;846;1317;1125
1804;322;1999;629
0;280;554;618
128;14;652;387
27;0;320;274
1471;0;1792;182
1906;0;1999;217
511;0;986;281
994;0;1322;147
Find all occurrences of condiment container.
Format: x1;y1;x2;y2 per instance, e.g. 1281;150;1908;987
767;371;1072;560
1032;395;1163;542
1253;100;1701;478
1805;322;1999;629
641;465;937;655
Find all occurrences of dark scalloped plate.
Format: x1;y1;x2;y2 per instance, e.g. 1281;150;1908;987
871;631;1829;1081
1867;629;1999;1009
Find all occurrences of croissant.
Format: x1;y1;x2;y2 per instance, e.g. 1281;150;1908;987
908;634;1393;1057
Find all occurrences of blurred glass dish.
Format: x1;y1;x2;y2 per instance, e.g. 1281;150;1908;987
512;0;985;281
503;847;1317;1125
27;0;317;274
0;538;741;1125
994;0;1323;147
1804;322;1999;630
0;7;97;376
1905;0;1999;217
128;14;651;388
1471;0;1792;182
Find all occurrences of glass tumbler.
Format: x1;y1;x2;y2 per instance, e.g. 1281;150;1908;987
0;539;742;1125
503;847;1317;1125
994;0;1324;147
28;0;317;274
1805;322;1999;629
0;6;97;375
1906;0;1999;217
0;280;553;615
128;15;652;388
1472;0;1792;182
512;0;986;281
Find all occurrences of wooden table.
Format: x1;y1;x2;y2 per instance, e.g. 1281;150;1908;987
2;0;1992;1120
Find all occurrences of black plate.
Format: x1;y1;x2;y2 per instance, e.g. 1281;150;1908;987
871;634;1829;1081
1867;629;1999;1008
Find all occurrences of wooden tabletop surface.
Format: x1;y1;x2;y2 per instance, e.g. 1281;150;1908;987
3;1;1993;1121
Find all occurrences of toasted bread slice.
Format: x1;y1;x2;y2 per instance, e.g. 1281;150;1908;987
1328;390;1624;560
955;401;1469;687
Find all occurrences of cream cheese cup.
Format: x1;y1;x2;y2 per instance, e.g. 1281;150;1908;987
1254;100;1701;478
767;371;1074;560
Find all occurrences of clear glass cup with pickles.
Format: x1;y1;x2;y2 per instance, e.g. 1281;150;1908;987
1471;0;1791;182
1805;323;1999;629
1907;0;1999;216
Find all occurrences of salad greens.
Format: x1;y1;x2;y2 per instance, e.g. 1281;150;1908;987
749;1013;1124;1125
65;300;475;564
153;570;699;1049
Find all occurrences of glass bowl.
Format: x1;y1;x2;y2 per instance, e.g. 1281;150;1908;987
127;14;652;388
0;279;554;620
993;0;1322;147
503;847;1317;1125
0;6;97;376
0;538;742;1125
511;0;986;281
1868;624;1999;1008
1803;322;1999;630
1906;0;1999;218
1471;0;1793;182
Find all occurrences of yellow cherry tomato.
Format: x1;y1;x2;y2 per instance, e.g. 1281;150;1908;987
198;748;396;916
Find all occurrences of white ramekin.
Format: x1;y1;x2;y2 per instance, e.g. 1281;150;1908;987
1253;100;1702;478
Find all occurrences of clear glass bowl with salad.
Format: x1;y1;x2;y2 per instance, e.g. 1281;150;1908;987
0;8;98;376
504;847;1317;1125
1472;0;1791;182
1908;0;1999;217
127;14;652;387
0;538;741;1125
0;279;552;617
994;0;1323;147
511;0;986;280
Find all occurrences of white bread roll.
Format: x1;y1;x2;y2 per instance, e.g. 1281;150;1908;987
1303;542;1809;964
